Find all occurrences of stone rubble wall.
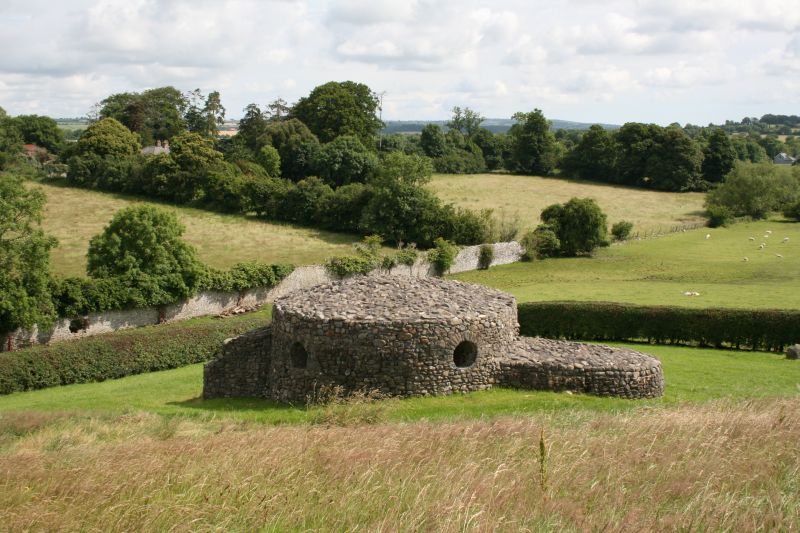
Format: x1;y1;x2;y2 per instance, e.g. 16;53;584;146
2;241;524;352
203;326;273;399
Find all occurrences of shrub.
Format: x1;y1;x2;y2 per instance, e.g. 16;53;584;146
706;205;734;228
427;238;459;276
783;200;800;221
705;163;799;219
520;225;561;260
517;301;800;352
325;255;377;277
540;197;609;256
611;220;634;240
0;310;270;395
395;247;418;266
478;244;494;269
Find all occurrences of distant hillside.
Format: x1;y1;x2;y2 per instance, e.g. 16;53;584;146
382;118;619;135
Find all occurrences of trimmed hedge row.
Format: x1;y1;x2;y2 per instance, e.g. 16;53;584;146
0;309;271;395
517;301;800;352
50;262;293;317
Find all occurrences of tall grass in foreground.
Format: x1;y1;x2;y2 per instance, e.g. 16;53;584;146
1;398;797;531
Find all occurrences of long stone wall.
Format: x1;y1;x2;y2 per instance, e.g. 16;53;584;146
2;241;525;352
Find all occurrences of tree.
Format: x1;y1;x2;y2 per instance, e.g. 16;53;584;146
292;81;383;144
420;124;447;158
705;163;799;219
539;197;609;256
0;106;21;169
66;118;142;189
701;128;736;183
447;106;484;139
262;118;319;180
0;174;57;336
562;125;618;182
237;103;268;152
12;115;64;153
87;205;205;302
72;118;141;159
311;135;379;187
256;145;281;177
615;122;658;186
185;89;226;137
267;98;290;120
505;109;558;175
644;126;704;191
99;86;187;144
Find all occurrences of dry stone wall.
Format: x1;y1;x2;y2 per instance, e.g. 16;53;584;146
203;326;273;399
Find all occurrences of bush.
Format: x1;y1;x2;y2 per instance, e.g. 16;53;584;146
325;255;377;277
427;238;459;275
783;200;800;221
540;197;609;256
611;220;634;240
517;301;800;352
0;310;270;395
706;205;734;228
520;225;561;261
705;163;799;219
478;244;494;269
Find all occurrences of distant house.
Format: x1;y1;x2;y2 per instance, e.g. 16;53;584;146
773;152;797;165
141;139;170;156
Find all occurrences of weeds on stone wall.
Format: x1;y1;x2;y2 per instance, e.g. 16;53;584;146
478;244;494;270
427;238;459;276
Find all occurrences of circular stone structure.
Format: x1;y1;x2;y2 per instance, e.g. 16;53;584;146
203;275;665;402
268;276;518;402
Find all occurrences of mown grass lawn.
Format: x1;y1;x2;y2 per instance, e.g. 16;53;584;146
31;180;364;277
453;219;800;309
1;342;797;424
429;172;707;233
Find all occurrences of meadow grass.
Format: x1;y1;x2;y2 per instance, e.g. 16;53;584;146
429;172;707;233
0;398;797;531
453;219;800;309
1;342;797;423
31;181;365;277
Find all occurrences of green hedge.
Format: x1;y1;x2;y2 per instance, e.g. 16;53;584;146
517;301;800;352
50;262;293;317
0;310;270;395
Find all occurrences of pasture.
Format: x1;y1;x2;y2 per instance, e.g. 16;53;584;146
454;219;800;309
0;341;798;530
32;181;364;277
429;173;707;233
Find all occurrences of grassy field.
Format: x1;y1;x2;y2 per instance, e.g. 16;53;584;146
0;341;798;530
454;219;800;309
429;173;706;233
31;181;364;277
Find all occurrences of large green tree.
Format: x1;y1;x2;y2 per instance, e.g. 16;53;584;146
311;135;379;187
701;128;736;183
420;124;447;158
0;106;21;169
87;205;205;302
292;81;383;144
12;115;64;153
505;109;558;175
185;89;226;138
562;125;618;182
99;86;187;144
447;106;484;139
539;197;609;256
0;175;57;336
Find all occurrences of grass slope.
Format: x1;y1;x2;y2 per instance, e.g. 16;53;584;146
32;181;363;277
454;219;800;309
1;342;797;423
429;173;706;233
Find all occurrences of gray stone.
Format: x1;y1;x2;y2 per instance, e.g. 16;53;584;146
204;276;665;402
786;344;800;360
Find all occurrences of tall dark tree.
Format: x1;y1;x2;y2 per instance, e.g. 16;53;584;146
185;89;226;138
562;124;618;182
292;81;383;144
420;124;447;158
12;115;64;153
505;109;558;175
237;104;268;153
701;128;736;183
447;106;484;139
267;98;290;120
99;86;187;144
615;122;659;186
0;174;57;336
645;126;703;191
539;197;609;256
0;106;21;168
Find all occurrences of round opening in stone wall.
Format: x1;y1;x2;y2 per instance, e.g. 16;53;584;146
290;342;308;369
453;341;477;368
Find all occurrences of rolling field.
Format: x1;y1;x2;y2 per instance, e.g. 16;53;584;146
32;181;364;277
454;219;800;309
429;173;706;233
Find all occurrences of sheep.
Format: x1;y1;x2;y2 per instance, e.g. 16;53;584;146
683;291;701;297
743;257;749;262
766;230;773;234
783;237;789;243
776;254;783;258
764;234;770;239
705;234;711;239
748;236;756;241
759;244;766;249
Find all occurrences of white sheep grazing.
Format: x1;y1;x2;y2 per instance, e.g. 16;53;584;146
759;244;766;249
705;234;711;239
743;257;749;262
748;236;756;241
764;234;770;239
776;254;783;258
766;230;773;234
783;237;789;243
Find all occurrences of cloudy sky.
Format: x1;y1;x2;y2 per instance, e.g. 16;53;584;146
1;0;798;125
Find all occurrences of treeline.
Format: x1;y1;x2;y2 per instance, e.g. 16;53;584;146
59;82;516;247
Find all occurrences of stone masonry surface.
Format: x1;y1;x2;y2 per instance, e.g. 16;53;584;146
205;276;664;401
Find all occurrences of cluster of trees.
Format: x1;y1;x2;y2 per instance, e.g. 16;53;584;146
705;163;800;225
0;106;65;168
64;82;506;248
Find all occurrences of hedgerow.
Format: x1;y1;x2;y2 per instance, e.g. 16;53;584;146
517;301;800;352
